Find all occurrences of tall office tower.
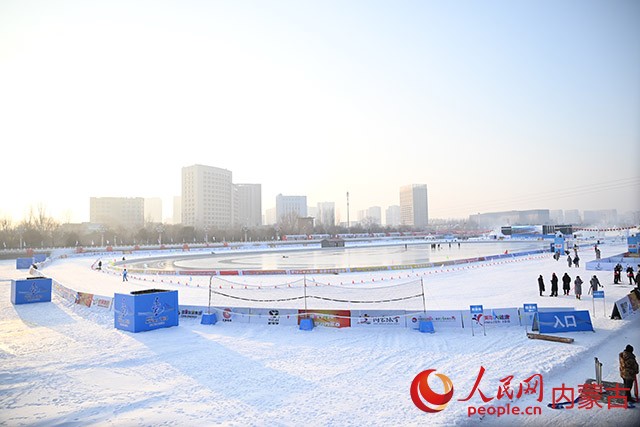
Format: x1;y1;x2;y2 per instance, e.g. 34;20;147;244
234;183;262;227
90;197;145;230
144;198;163;223
399;184;429;228
275;194;307;224
317;202;336;227
386;205;401;226
181;164;233;229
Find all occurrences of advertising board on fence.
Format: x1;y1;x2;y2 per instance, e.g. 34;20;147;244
215;307;251;324
611;296;633;320
408;310;464;329
53;282;77;303
352;310;406;328
298;310;351;328
249;308;298;326
461;307;521;328
179;305;206;319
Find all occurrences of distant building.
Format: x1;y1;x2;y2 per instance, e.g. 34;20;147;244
366;206;382;225
317;202;336;228
549;210;564;224
234;183;262;227
385;205;400;226
583;209;617;226
400;184;429;228
564;209;581;225
182;164;233;229
172;196;182;225
275;194;307;224
469;210;550;229
265;207;277;226
144;198;163;223
89;197;144;230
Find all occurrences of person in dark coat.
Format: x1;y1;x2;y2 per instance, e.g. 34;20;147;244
550;273;559;297
574;276;583;300
567;254;572;268
626;266;635;285
588;275;601;295
614;263;622;284
619;345;639;403
538;275;545;297
562;273;572;296
573;255;580;268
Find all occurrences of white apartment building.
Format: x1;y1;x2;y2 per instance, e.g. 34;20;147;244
234;183;262;227
275;194;307;224
89;197;145;230
181;164;233;229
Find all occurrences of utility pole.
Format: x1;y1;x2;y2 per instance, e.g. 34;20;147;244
346;191;350;231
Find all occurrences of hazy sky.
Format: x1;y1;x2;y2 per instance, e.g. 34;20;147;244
1;0;639;224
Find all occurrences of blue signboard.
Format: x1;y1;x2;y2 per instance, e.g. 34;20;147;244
33;254;47;263
523;303;538;313
554;237;565;255
16;257;33;270
536;310;594;333
628;236;638;254
11;278;52;305
470;305;483;314
114;289;179;333
592;291;604;299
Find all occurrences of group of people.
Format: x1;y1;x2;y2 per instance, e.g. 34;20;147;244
552;250;580;268
538;273;600;299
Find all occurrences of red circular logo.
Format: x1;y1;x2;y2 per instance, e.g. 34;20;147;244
410;369;454;413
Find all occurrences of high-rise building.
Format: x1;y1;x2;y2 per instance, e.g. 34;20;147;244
366;206;382;225
564;210;582;224
144;198;163;223
90;197;144;230
317;202;335;227
234;183;262;227
172;196;182;225
181;164;233;229
400;184;429;228
386;205;400;226
275;194;307;224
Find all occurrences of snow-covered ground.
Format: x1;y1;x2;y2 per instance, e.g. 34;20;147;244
1;241;639;426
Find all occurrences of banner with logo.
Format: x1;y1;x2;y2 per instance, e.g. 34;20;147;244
215;307;251;324
249;308;298;326
179;305;206;319
462;308;520;327
298;310;351;328
520;306;575;328
53;282;77;303
352;310;406;328
91;295;113;310
409;310;464;329
536;310;594;333
75;292;94;307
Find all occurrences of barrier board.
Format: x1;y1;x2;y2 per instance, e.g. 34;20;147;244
535;310;594;333
249;308;299;326
408;310;464;329
114;289;179;333
11;278;52;304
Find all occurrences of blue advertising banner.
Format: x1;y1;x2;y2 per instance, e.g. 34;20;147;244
627;236;638;254
114;289;179;333
33;254;47;263
523;303;538;313
470;305;483;314
554;237;565;255
16;258;33;270
536;310;594;333
593;291;605;299
11;278;52;304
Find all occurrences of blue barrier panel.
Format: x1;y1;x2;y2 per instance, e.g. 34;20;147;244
114;289;179;333
536;310;594;333
16;258;33;270
201;313;217;325
11;278;52;305
299;318;314;331
628;236;638;254
33;254;47;263
418;320;435;333
554;237;565;255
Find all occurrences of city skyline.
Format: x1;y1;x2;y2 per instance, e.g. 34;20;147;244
1;1;639;224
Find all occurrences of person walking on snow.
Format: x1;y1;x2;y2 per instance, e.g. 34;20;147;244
122;268;128;282
573;254;580;268
538;275;545;297
619;345;639;404
626;265;636;285
567;254;572;268
574;276;583;300
562;273;572;296
588;275;601;295
550;273;559;297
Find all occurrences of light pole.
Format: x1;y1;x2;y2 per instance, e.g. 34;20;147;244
346;191;350;231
